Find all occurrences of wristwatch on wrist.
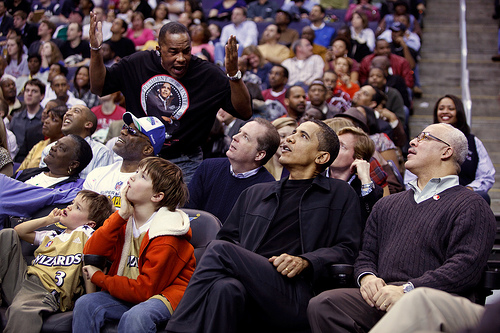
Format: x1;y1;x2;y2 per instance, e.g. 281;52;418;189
226;70;242;81
402;282;414;293
361;181;375;190
89;42;102;51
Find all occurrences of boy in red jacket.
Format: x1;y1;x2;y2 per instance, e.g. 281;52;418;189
72;157;195;333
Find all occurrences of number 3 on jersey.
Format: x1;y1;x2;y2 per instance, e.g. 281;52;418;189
55;271;67;287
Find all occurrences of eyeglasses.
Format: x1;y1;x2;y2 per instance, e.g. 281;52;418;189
414;132;450;147
122;124;139;136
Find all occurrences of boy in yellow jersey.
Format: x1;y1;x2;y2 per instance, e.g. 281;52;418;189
73;157;196;333
0;190;113;332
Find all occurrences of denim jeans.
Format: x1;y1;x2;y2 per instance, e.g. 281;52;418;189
168;147;203;185
72;291;171;333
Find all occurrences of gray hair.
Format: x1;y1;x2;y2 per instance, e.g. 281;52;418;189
291;39;303;54
441;123;468;172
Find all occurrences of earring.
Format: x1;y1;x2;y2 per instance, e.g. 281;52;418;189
156;50;161;57
68;168;72;175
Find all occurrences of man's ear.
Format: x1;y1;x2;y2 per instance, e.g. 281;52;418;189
369;101;377;109
69;160;80;173
441;146;454;160
284;98;290;107
315;151;330;166
86;221;96;229
151;192;164;204
255;150;266;163
143;144;154;157
84;121;93;130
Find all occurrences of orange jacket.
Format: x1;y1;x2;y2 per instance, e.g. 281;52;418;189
84;209;195;310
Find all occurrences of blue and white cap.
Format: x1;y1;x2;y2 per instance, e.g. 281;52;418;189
123;112;166;155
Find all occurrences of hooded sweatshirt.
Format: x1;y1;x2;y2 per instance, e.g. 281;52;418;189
84;208;195;311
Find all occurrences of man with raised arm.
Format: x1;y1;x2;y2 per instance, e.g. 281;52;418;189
88;13;252;182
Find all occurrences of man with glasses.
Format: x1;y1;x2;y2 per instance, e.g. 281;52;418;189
307;123;496;333
83;112;165;209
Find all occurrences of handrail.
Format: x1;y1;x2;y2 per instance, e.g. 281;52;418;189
460;0;472;125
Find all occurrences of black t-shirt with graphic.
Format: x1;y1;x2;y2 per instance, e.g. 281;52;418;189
103;52;239;158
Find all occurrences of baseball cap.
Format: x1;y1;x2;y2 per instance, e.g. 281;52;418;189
122;112;166;155
390;22;407;32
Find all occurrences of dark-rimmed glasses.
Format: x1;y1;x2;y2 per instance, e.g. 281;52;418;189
414;132;450;147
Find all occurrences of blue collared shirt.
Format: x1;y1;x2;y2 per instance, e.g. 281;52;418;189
230;165;262;179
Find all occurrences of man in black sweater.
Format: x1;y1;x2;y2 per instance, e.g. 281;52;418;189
167;120;363;333
307;123;497;333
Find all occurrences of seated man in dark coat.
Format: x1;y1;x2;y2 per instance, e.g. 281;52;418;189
167;120;363;333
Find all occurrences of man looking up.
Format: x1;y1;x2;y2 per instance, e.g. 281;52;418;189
89;15;252;182
282;38;324;86
27;19;62;56
104;18;136;60
84;112;164;208
167;120;362;333
60;22;90;67
309;4;335;48
39;105;114;179
301;25;329;64
308;123;496;333
275;10;299;47
258;24;290;64
186;119;278;222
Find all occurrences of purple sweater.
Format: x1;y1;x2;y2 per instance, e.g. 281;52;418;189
355;186;496;296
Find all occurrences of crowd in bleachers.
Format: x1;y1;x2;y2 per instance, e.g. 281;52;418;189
1;0;499;332
0;0;429;176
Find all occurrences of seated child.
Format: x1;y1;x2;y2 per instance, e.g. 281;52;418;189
0;190;113;332
72;157;196;332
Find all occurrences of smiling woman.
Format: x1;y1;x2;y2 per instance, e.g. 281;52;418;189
432;95;496;202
